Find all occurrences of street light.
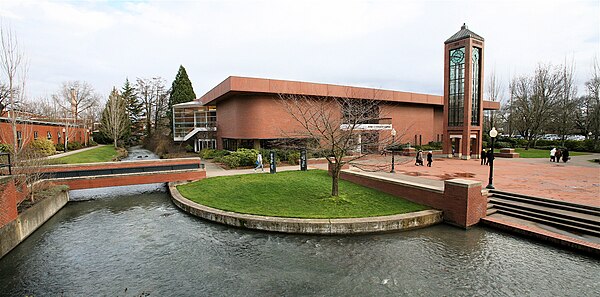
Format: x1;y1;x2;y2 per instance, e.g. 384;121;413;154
486;127;498;189
62;127;67;152
390;128;397;173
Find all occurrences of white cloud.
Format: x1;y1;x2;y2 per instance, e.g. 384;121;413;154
0;0;598;102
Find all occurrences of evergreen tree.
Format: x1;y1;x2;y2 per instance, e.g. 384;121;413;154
168;65;196;134
122;78;143;142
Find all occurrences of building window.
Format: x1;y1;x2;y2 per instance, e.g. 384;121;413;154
34;131;38;140
448;47;465;126
419;135;422;146
222;138;237;151
47;131;52;140
414;135;418;146
471;47;481;126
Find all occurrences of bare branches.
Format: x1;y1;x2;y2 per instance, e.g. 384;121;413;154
100;88;129;148
0;22;27;157
279;93;395;196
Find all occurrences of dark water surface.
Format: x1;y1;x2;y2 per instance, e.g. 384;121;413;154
0;149;598;296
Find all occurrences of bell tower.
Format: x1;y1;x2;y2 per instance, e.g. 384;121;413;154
443;23;485;159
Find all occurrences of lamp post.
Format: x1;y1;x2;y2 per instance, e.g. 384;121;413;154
390;128;397;173
486;127;498;189
62;128;67;152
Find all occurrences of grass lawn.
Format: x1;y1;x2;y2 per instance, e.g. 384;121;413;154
49;145;119;164
177;170;429;219
513;148;588;158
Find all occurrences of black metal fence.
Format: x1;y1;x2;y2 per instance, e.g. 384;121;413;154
41;163;203;179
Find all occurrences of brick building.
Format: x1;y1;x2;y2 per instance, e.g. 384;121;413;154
173;25;500;157
0;115;89;149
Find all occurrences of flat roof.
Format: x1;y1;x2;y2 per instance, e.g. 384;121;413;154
199;76;443;106
198;76;500;110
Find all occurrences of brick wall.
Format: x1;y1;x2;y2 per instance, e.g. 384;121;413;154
0;176;27;228
337;170;486;228
0;121;88;147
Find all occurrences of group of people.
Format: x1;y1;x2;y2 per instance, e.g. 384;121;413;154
480;148;495;165
550;147;570;163
415;150;433;167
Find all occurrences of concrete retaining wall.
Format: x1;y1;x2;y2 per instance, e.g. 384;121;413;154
0;189;68;259
338;170;487;228
169;183;443;234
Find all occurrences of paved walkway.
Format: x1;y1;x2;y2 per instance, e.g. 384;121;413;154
352;154;600;207
44;145;108;159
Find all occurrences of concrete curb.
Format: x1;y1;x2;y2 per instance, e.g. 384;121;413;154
480;216;600;256
0;190;69;259
168;182;443;235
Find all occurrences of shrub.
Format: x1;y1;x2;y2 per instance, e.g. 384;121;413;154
220;154;240;168
55;143;65;151
200;149;229;159
67;141;82;151
0;143;11;153
231;148;259;166
185;144;194;152
287;151;300;165
494;141;513;149
29;139;56;156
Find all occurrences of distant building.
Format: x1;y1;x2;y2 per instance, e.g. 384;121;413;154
173;24;500;158
0;109;89;149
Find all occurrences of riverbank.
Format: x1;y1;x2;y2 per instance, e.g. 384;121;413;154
0;188;68;258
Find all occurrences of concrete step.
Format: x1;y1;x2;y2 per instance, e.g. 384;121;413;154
486;208;497;216
489;190;600;216
489;198;600;228
492;205;600;237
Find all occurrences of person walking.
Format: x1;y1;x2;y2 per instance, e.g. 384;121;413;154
550;147;556;162
481;148;487;165
562;148;569;163
254;152;264;172
427;151;433;167
487;148;494;166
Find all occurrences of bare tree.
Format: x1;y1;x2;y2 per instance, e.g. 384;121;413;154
552;59;578;145
52;81;100;122
152;77;169;133
485;69;502;134
279;94;399;197
135;77;169;137
510;64;562;149
584;58;600;145
100;88;129;148
0;22;28;158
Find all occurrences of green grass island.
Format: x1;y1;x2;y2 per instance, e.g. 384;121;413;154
176;170;428;219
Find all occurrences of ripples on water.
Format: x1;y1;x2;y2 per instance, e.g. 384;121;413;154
0;148;598;296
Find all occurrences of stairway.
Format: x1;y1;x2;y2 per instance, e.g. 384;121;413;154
485;190;600;237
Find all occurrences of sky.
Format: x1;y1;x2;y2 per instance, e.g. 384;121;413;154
1;0;598;104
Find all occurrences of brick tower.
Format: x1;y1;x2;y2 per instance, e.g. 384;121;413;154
443;23;485;159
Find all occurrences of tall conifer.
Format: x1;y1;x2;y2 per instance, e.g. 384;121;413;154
168;65;196;134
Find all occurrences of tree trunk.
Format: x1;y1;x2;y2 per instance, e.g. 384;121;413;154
331;164;340;197
114;137;118;149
